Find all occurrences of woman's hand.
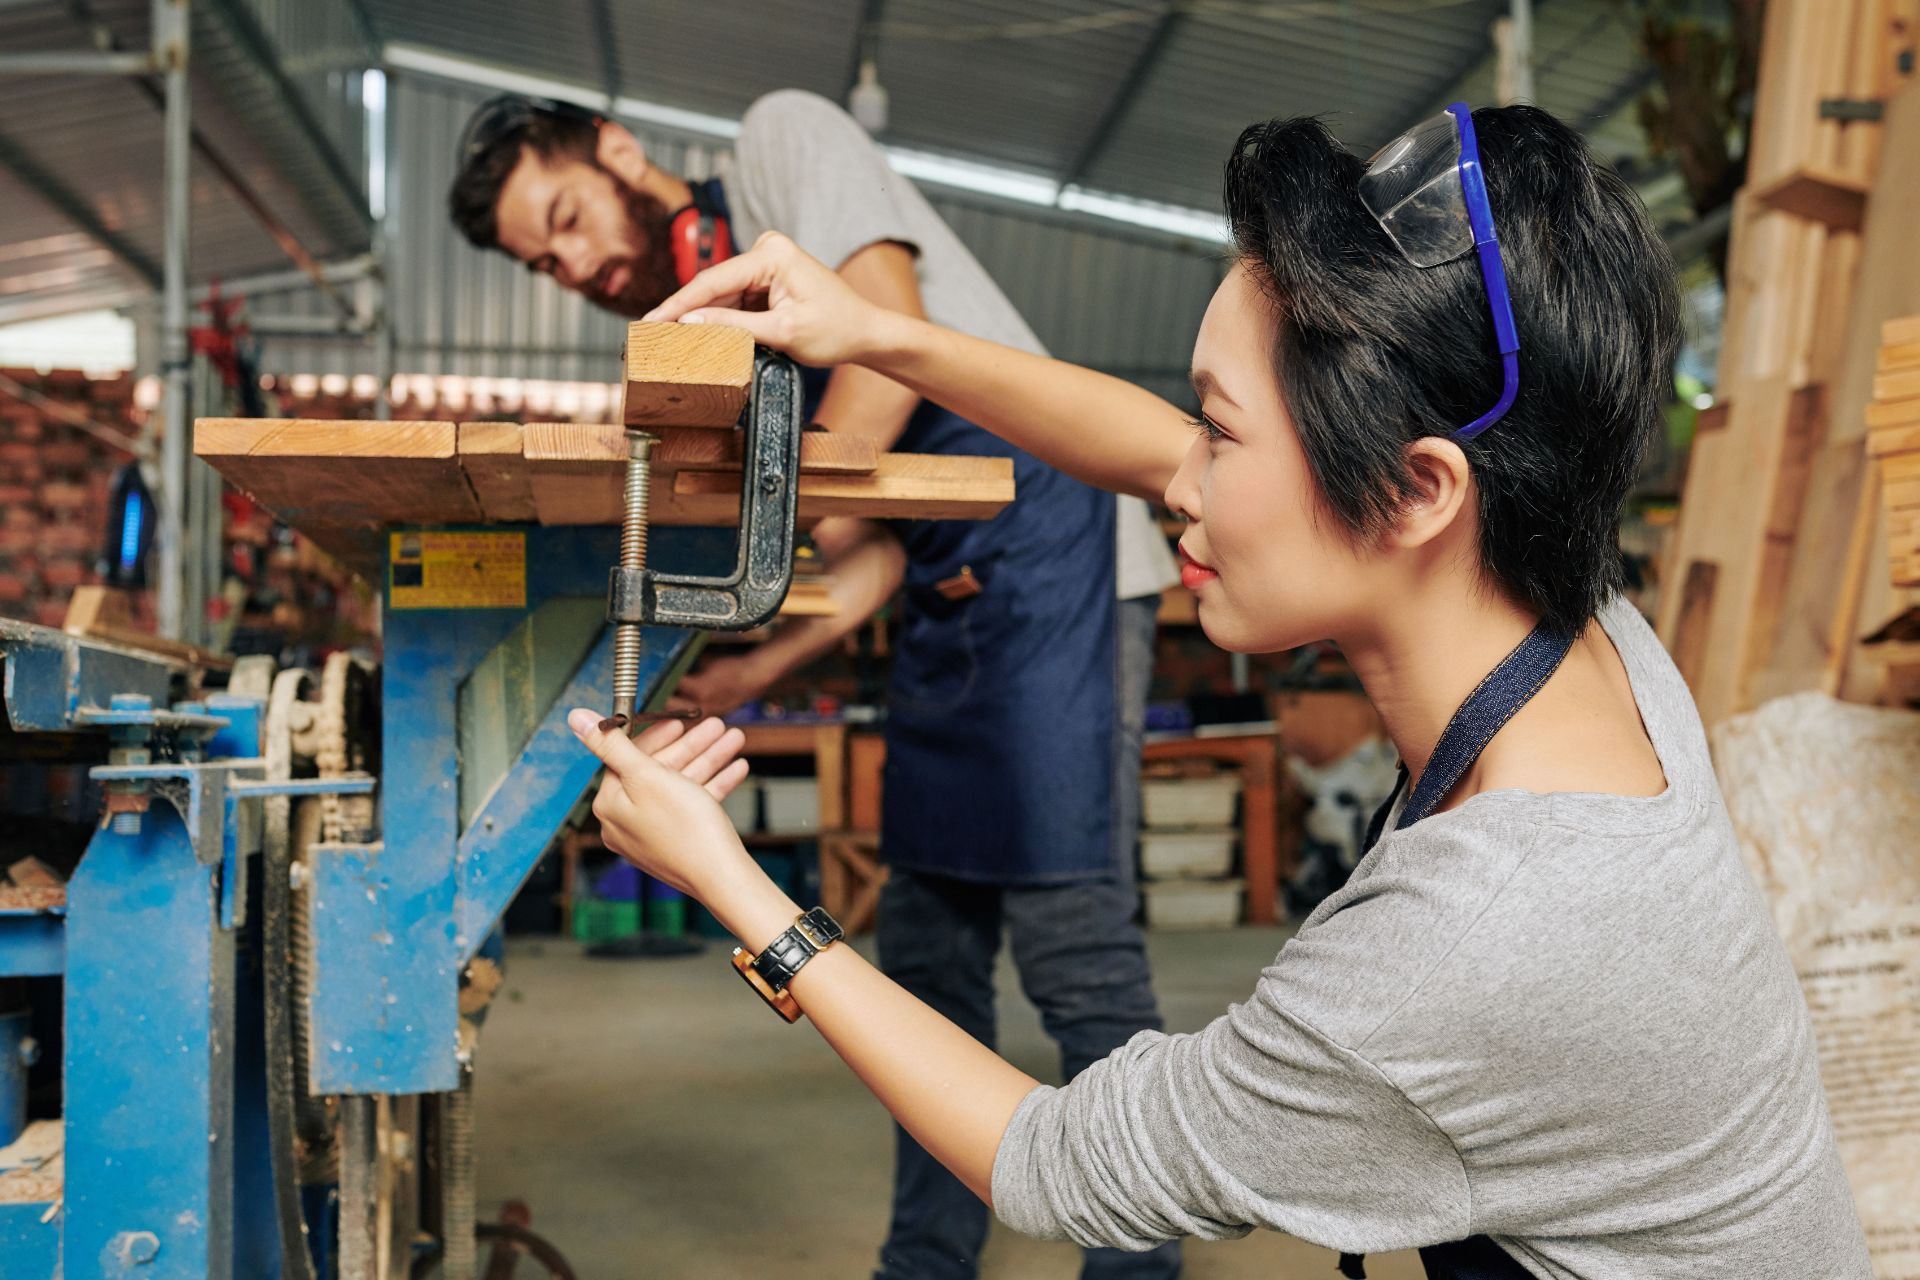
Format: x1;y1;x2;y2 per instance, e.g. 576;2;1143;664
566;711;754;901
642;231;901;368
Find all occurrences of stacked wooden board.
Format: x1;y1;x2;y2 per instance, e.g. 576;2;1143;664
193;322;1015;575
193;418;1013;573
1867;315;1920;586
1658;0;1919;722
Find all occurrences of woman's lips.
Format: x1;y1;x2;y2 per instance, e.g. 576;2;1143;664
1178;545;1217;590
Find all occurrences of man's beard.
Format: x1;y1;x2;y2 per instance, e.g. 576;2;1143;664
582;177;685;317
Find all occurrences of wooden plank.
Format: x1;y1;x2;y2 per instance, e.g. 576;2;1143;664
1671;561;1720;693
64;586;234;671
660;453;1015;525
195;418;481;568
1884;315;1920;346
1821;463;1882;693
1752;166;1870;231
1837;0;1897;182
622;321;753;428
1867;422;1920;456
1872;368;1920;401
525;460;616;527
457;421;535;522
520;423;879;473
1876;340;1920;371
1866;396;1920;428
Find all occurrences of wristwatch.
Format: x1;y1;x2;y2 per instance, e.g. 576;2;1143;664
731;907;844;1023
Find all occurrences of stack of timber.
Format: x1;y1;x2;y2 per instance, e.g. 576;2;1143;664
194;322;1015;574
1659;0;1919;723
1868;315;1920;588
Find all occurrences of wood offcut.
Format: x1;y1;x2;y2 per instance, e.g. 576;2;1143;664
622;321;754;428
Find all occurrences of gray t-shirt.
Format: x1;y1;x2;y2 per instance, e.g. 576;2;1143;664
993;598;1870;1278
728;89;1177;601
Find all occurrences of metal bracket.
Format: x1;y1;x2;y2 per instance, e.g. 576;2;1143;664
1819;97;1884;122
92;762;237;865
90;761;376;866
609;350;806;630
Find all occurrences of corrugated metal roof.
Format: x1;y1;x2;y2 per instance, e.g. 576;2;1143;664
357;0;604;91
0;0;372;321
355;0;1662;212
611;0;859;119
251;72;1223;402
1;0;1676;323
871;0;1169;176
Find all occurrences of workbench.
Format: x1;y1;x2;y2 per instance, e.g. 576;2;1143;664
0;328;1019;1278
193;417;1014;575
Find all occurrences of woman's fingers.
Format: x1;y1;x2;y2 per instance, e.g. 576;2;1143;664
648;716;730;771
705;757;751;801
632;716;689;753
679;725;747;787
676;308;784;347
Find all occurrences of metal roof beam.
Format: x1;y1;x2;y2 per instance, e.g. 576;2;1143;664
341;0;381;60
0;49;155;73
1058;5;1182;191
0;127;162;290
200;0;373;227
587;0;621;104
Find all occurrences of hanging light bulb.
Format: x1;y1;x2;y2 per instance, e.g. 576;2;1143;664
849;57;889;135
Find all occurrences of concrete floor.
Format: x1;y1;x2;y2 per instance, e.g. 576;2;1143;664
474;927;1424;1280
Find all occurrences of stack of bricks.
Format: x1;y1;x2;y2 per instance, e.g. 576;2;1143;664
0;369;136;629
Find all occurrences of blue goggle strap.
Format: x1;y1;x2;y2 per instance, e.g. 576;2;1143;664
1447;103;1520;440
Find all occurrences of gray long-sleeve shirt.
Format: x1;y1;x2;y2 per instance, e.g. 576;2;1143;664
992;598;1870;1278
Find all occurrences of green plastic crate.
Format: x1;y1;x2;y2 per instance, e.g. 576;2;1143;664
571;897;640;944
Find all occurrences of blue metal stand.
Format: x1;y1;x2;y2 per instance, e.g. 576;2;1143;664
0;523;728;1276
308;524;714;1096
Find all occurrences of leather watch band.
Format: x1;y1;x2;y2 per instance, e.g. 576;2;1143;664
732;907;844;1023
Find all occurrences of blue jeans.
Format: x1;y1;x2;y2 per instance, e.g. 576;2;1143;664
875;595;1180;1280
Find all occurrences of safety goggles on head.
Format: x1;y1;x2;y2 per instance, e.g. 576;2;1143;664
457;93;604;171
1359;102;1519;441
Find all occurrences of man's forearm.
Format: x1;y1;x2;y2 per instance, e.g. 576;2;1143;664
729;523;906;692
861;311;1193;501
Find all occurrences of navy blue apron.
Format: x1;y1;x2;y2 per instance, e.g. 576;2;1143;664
1340;621;1577;1280
796;367;1118;884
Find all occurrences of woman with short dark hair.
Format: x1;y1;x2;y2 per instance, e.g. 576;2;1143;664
565;105;1871;1279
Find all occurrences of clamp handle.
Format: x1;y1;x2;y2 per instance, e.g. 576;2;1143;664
607;350;805;630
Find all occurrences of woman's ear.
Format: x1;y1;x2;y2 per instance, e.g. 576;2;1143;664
1389;435;1473;551
595;120;650;188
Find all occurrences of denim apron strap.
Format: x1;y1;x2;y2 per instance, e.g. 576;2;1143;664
1338;619;1576;1280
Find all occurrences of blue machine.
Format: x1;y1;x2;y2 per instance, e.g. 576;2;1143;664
0;524;734;1278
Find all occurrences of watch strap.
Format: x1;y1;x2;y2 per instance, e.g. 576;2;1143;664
733;907;844;1023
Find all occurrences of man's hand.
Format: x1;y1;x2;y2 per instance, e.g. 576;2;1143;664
643;231;902;369
568;711;756;901
668;653;771;718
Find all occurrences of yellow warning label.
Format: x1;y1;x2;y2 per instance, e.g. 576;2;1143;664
388;531;526;609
